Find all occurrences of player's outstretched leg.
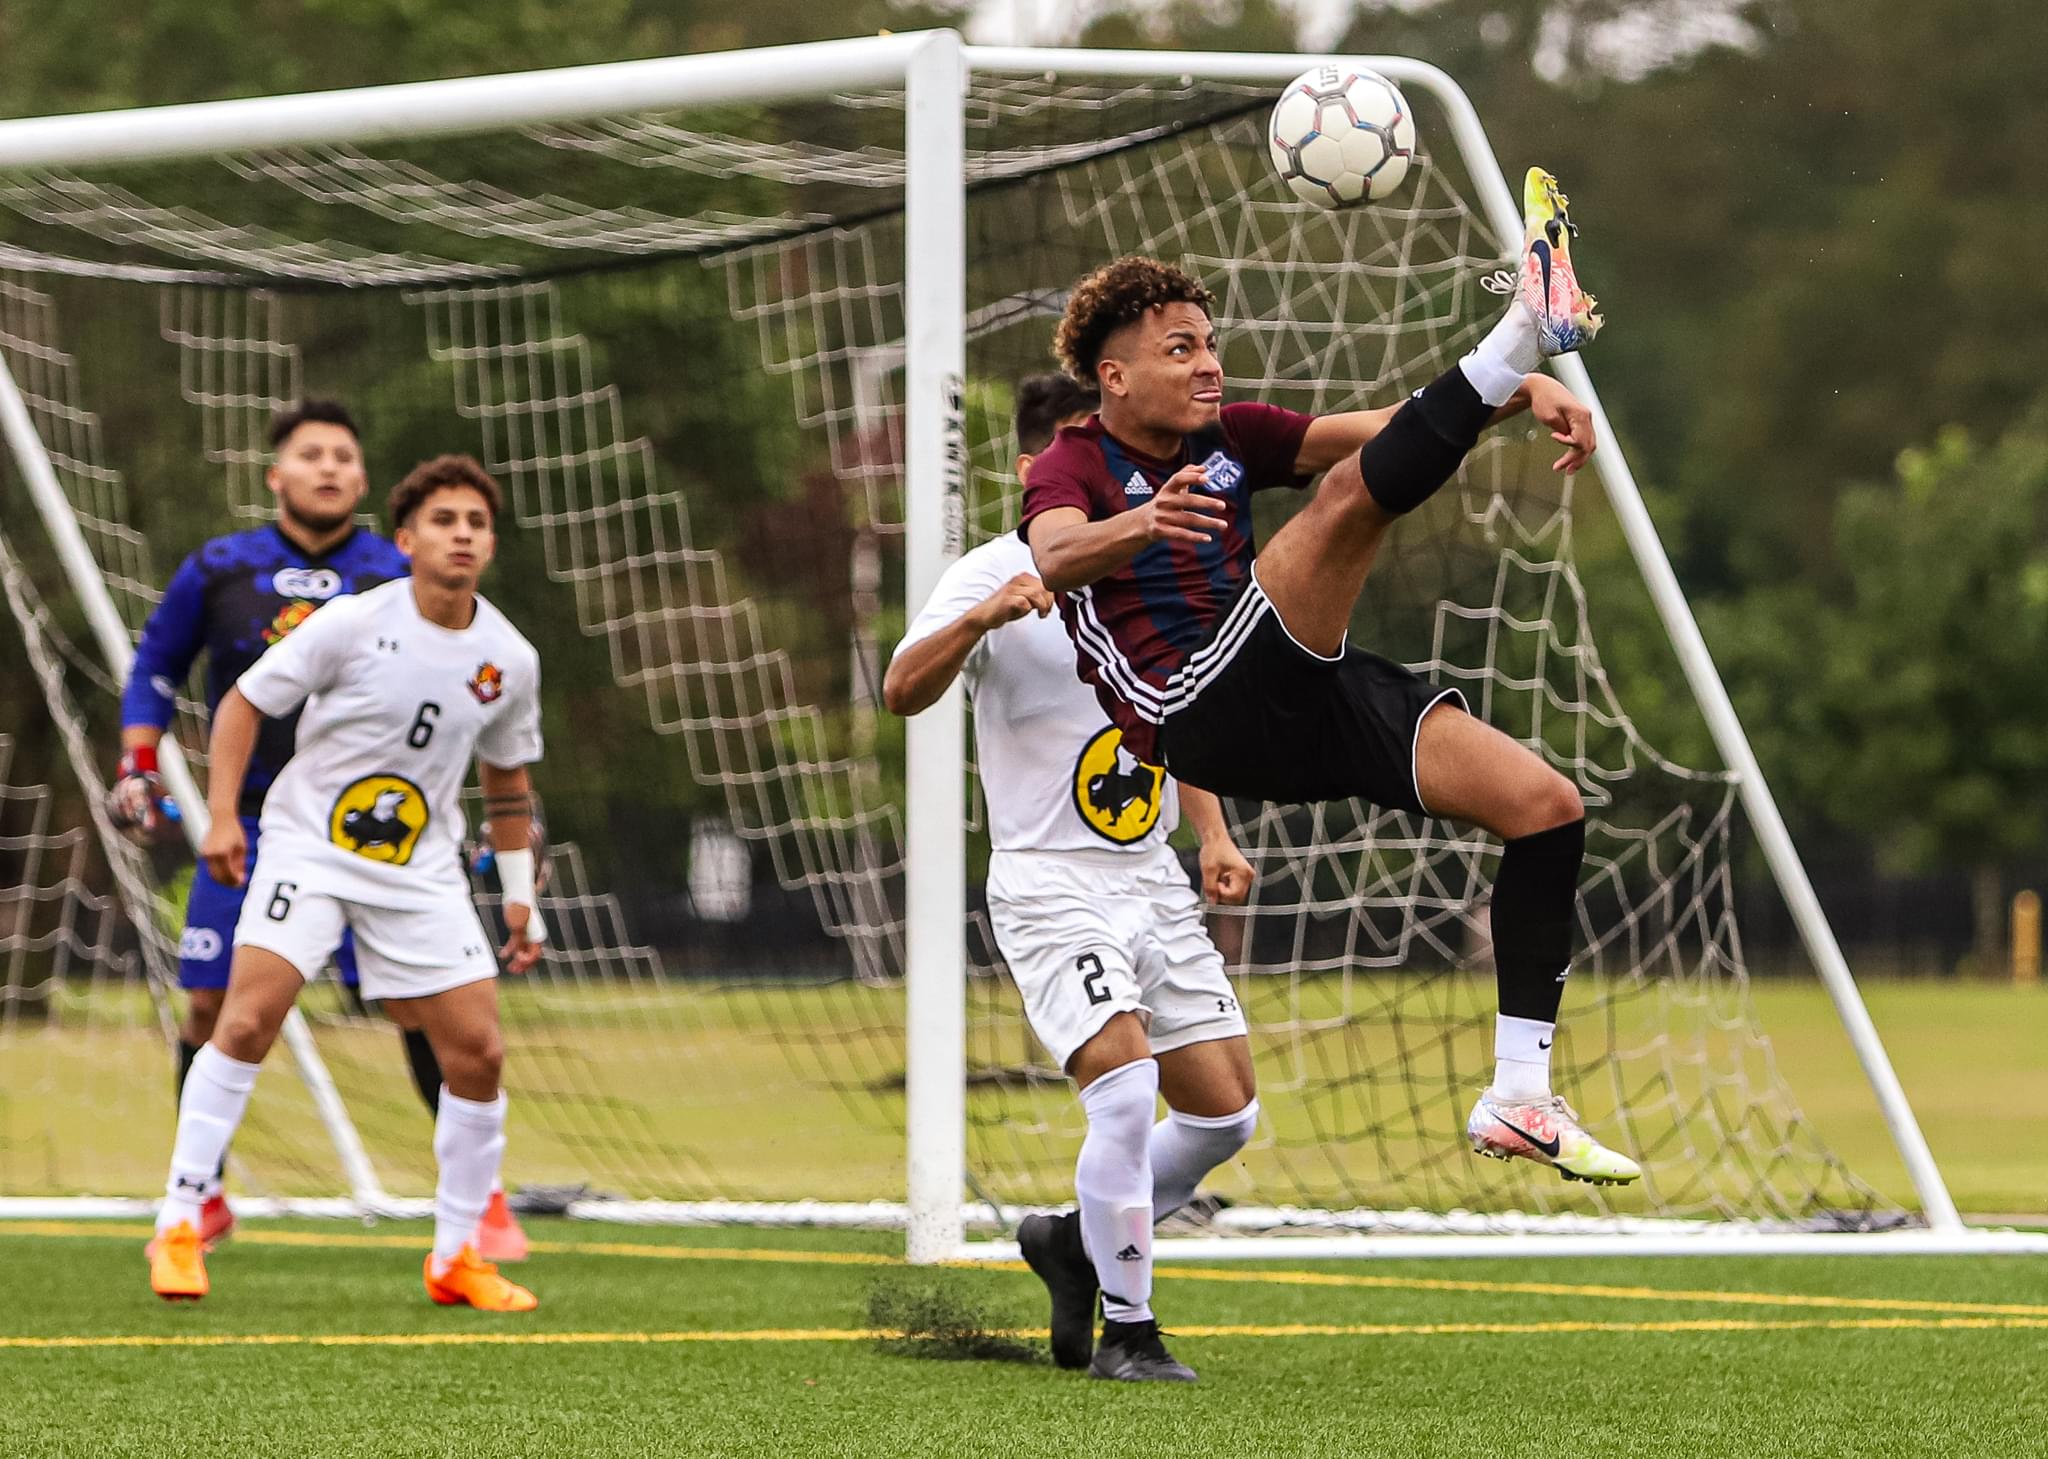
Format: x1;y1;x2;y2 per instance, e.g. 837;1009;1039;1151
1416;706;1640;1185
1250;167;1605;663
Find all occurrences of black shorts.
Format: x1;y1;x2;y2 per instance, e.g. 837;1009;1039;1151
1158;575;1465;811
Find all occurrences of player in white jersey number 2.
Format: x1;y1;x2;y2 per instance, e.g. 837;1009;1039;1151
148;455;546;1313
886;376;1257;1384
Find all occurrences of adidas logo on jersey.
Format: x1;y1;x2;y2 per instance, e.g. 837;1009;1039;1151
1122;472;1153;499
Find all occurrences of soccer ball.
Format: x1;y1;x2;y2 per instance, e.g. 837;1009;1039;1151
1268;65;1417;209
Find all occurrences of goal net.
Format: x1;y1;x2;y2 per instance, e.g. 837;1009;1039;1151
0;42;1915;1241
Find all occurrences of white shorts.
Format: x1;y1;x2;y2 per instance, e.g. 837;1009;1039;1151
233;860;498;1001
987;842;1247;1071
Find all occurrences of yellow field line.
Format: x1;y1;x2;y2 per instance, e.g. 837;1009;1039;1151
6;1316;2048;1351
10;1220;2048;1320
1143;1263;2048;1319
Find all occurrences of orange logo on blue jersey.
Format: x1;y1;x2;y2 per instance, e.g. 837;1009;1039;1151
262;600;318;644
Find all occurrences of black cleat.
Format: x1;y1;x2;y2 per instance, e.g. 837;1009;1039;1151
1017;1211;1097;1370
1089;1318;1198;1383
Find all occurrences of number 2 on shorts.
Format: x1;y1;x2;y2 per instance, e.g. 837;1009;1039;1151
1076;951;1111;1006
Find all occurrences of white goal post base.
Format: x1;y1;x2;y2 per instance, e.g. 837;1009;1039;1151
6;1197;2043;1262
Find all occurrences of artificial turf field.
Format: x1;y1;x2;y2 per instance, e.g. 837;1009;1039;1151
3;1219;2046;1458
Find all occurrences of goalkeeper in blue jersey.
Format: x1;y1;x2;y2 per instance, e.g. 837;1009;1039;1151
112;400;528;1260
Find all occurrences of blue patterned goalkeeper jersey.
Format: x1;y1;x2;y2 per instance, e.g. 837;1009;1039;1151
121;524;410;816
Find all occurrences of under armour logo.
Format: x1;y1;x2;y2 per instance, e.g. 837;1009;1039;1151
1115;1243;1143;1262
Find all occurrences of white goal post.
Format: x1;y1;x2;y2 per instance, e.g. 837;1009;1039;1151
0;30;2032;1262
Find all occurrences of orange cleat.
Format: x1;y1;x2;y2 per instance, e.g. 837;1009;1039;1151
475;1187;529;1264
198;1192;236;1250
423;1244;537;1312
148;1221;209;1302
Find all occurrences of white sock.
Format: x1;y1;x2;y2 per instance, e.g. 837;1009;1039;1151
1075;1059;1158;1325
1458;300;1542;407
1149;1099;1259;1221
432;1087;507;1270
1491;1014;1556;1100
158;1045;261;1234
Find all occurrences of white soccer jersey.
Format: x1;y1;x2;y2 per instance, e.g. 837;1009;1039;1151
896;532;1178;854
236;577;543;910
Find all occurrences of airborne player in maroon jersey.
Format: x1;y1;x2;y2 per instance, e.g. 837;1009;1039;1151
1020;174;1640;1337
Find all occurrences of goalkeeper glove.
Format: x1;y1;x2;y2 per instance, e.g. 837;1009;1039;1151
106;745;177;844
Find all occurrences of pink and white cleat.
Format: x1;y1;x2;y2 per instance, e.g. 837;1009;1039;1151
1514;166;1602;357
1467;1090;1641;1185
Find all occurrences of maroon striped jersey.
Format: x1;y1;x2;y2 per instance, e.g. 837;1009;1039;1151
1019;403;1315;762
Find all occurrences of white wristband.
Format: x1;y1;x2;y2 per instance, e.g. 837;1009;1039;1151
496;848;546;945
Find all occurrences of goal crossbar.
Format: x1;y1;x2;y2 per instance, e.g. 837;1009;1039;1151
0;31;1966;1255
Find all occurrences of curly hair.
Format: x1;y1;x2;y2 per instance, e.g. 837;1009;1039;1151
1054;256;1216;383
388;453;503;528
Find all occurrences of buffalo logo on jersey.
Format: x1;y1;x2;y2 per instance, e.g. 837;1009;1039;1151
263;600;319;644
327;775;429;865
468;662;505;704
1072;726;1165;845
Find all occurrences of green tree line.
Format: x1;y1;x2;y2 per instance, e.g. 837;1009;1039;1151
3;0;2043;966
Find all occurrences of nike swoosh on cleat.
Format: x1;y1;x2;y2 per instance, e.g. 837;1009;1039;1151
1490;1110;1561;1159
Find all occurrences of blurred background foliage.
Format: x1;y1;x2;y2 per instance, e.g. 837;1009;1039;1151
2;0;2043;971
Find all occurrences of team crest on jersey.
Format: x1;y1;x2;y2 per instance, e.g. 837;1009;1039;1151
1072;726;1165;845
468;662;505;704
327;775;429;865
263;600;318;644
271;567;342;600
1198;450;1244;495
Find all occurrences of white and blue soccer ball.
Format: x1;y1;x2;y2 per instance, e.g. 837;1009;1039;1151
1268;65;1417;209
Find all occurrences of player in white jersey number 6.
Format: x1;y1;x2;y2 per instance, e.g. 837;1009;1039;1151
886;375;1257;1385
148;455;547;1313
